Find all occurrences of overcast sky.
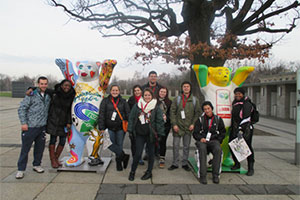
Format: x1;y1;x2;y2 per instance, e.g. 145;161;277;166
1;0;300;81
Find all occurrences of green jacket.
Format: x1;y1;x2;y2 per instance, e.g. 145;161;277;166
170;94;201;136
128;104;165;143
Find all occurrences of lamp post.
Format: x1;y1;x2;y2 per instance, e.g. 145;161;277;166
296;69;300;165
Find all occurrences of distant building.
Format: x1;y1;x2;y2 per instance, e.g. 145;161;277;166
243;72;296;121
12;81;33;98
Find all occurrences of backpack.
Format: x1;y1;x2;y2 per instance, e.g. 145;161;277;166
250;101;259;124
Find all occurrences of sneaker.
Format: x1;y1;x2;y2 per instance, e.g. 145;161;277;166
213;176;220;184
15;171;24;179
159;158;165;169
182;165;191;172
33;166;44;173
200;176;207;184
168;165;178;170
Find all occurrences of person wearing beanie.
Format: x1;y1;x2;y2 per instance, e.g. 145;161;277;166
193;101;226;184
230;87;255;176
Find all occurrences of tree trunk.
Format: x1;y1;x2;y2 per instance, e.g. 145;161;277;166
182;1;226;101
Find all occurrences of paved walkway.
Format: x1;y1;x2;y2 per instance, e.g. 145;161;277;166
0;97;299;200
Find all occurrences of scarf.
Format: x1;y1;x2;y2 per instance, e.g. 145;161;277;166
137;98;157;113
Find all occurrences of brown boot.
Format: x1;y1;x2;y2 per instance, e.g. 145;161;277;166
49;145;59;168
55;145;64;167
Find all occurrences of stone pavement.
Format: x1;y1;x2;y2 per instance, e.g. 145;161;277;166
0;97;299;200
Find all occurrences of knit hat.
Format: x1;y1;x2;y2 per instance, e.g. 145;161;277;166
201;101;214;111
234;87;245;95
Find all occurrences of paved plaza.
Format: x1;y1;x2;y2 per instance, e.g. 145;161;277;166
0;97;299;200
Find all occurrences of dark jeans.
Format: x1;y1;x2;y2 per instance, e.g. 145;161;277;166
131;134;155;173
159;126;171;157
49;135;66;146
108;129;125;157
17;126;46;171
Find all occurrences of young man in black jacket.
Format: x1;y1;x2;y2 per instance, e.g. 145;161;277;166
193;101;226;184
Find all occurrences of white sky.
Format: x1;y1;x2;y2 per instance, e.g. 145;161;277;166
0;0;300;81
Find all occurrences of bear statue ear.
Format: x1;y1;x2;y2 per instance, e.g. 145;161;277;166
96;62;101;67
76;62;81;68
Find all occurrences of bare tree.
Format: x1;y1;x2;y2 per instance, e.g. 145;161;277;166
49;0;300;96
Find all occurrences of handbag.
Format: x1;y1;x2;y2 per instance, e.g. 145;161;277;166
115;107;128;132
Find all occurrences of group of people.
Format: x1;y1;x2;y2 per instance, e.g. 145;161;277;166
16;71;256;185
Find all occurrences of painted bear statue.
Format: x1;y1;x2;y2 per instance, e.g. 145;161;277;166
55;58;116;167
192;64;254;167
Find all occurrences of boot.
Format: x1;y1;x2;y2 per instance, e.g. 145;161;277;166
246;162;254;176
116;157;123;171
121;151;130;169
55;145;64;167
128;171;135;181
49;145;59;168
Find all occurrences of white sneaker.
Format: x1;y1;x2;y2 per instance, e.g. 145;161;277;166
33;166;44;173
15;171;24;179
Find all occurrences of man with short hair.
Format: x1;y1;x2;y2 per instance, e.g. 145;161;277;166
169;81;201;171
16;76;51;179
193;101;226;184
142;71;162;97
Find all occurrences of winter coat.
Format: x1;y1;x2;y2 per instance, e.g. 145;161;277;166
230;96;253;140
127;103;165;143
98;95;130;132
170;94;201;136
193;113;226;144
141;82;162;97
18;88;51;128
46;83;75;136
128;95;140;111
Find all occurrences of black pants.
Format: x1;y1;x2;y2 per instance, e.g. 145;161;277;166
230;125;255;165
196;140;222;178
17;126;46;171
159;126;171;157
130;134;155;173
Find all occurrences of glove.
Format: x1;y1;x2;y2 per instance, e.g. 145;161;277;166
237;130;243;140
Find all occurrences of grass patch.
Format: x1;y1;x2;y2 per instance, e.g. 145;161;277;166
0;92;12;97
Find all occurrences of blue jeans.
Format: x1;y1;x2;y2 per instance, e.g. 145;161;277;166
108;129;125;157
17;126;46;171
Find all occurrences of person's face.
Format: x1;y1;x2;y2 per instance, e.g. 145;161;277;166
38;79;48;92
149;73;157;84
61;81;71;93
159;88;167;99
234;92;244;101
182;84;191;95
203;105;213;117
110;86;120;98
134;87;142;97
143;91;153;103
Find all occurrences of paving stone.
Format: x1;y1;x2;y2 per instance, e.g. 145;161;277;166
0;182;48;200
125;194;181;200
0;147;14;155
189;194;239;200
2;167;58;183
288;195;300;200
287;185;300;195
265;185;297;195
188;184;243;195
137;184;156;194
270;169;300;185
237;184;268;194
236;194;292;200
52;171;103;184
35;183;99;200
152;167;199;184
98;184;137;194
152;184;190;195
95;194;126;200
0;167;16;180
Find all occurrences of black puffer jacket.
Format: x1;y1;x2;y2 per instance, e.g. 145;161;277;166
47;83;75;136
230;96;253;140
98;95;130;132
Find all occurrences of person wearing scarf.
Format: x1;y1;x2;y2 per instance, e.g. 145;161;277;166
98;85;130;171
157;87;172;168
127;88;165;181
47;79;75;168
